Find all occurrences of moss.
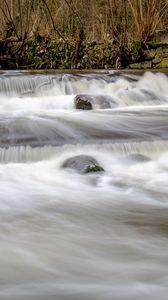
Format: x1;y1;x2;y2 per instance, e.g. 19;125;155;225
129;61;152;69
147;40;168;49
144;49;155;60
155;47;168;60
155;57;168;68
85;165;104;173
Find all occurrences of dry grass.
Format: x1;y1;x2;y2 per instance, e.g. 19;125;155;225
0;0;167;43
128;0;168;43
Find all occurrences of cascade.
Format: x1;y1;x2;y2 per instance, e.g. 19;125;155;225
0;70;168;300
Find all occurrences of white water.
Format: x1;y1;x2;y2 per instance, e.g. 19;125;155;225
0;71;168;300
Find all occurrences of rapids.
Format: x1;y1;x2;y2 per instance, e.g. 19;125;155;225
0;70;168;300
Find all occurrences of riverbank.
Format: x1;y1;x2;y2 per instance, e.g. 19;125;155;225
129;43;168;70
0;37;168;70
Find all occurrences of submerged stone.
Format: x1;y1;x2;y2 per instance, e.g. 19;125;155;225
62;155;104;174
123;153;151;164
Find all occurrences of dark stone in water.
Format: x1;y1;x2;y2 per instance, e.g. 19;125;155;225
62;155;104;174
75;95;92;110
74;94;116;110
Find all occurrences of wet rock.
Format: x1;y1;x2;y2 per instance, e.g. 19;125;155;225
75;95;92;110
62;155;104;174
74;94;116;110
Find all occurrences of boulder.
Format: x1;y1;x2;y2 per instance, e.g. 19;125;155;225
75;95;92;110
74;94;116;110
62;155;104;174
155;57;168;68
144;49;156;60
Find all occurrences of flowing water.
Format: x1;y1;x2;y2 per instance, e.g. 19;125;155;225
0;70;168;300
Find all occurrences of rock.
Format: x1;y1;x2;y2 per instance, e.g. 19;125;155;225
155;46;168;59
75;95;92;110
155;57;168;68
152;57;162;65
129;61;152;69
144;49;156;60
74;94;116;110
62;155;104;174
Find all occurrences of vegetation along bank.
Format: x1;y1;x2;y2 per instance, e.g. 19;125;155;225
0;0;168;70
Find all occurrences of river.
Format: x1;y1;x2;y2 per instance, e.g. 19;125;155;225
0;70;168;300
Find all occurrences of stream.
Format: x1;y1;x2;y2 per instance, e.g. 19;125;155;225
0;70;168;300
